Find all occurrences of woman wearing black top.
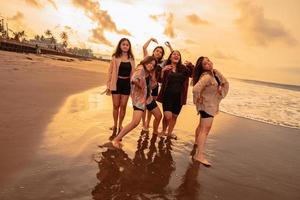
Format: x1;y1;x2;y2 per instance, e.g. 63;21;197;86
106;38;135;134
157;50;193;139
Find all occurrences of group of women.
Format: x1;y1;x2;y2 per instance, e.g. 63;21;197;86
105;37;229;166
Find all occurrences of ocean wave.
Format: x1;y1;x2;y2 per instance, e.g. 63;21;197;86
187;79;300;129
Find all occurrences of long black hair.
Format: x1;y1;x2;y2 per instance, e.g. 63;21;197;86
112;38;134;59
192;56;206;86
153;46;165;63
165;50;187;73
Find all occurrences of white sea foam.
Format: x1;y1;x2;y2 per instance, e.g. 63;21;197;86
187;79;300;129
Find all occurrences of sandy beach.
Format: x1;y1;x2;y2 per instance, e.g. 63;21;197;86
0;51;300;200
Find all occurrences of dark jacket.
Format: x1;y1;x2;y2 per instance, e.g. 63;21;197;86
157;63;193;105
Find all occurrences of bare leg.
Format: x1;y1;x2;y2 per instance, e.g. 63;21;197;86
113;110;144;148
149;107;162;134
118;94;129;131
146;110;152;129
147;96;157;130
162;111;172;135
194;117;214;166
190;121;201;156
112;94;120;130
167;114;178;136
142;110;148;131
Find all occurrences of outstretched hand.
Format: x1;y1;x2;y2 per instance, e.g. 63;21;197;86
151;38;158;44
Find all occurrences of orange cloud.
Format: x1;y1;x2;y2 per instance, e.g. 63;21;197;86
24;0;58;9
72;0;131;46
186;14;210;25
8;11;24;21
149;12;176;38
47;0;58;10
235;1;298;46
211;50;240;61
149;13;165;22
164;13;175;38
185;39;198;45
90;27;113;47
24;0;43;8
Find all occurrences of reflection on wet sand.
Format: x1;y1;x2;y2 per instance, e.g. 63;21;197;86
93;132;201;199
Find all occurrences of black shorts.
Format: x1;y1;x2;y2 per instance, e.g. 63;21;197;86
199;110;214;118
162;92;182;115
111;78;131;95
151;85;159;97
133;100;158;112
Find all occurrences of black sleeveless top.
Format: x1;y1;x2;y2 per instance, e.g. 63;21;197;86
118;62;132;77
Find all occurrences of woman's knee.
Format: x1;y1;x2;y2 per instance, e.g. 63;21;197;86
120;104;127;112
113;104;120;110
164;113;172;121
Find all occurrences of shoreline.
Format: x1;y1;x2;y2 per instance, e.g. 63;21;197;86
1;51;299;199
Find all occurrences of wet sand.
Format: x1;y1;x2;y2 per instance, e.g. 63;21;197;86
1;51;300;199
0;51;109;187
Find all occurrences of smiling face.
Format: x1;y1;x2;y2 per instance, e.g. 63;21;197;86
202;57;213;70
170;50;181;64
120;40;130;53
153;47;164;60
145;60;156;72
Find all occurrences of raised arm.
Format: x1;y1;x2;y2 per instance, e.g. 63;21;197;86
165;41;173;52
183;61;194;77
143;38;158;57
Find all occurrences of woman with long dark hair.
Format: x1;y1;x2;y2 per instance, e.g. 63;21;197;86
192;56;229;166
112;56;162;148
141;38;173;132
157;50;193;139
106;38;135;134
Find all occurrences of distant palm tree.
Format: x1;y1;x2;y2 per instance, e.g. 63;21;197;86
50;36;57;44
40;35;45;41
34;35;40;41
13;30;26;41
60;31;68;47
45;29;52;38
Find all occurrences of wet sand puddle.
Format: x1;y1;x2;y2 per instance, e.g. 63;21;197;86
3;86;297;200
2;86;216;200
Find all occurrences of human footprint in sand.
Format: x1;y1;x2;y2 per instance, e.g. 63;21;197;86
112;56;162;148
192;56;229;166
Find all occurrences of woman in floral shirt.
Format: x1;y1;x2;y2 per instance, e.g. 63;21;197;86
112;56;162;148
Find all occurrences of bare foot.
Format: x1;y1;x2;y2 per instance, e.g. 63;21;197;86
109;126;117;131
142;126;149;132
193;156;211;167
166;133;177;140
159;131;166;136
112;140;123;149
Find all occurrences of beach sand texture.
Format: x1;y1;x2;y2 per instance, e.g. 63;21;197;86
0;51;300;200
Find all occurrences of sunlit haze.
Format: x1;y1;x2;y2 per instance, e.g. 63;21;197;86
1;0;299;84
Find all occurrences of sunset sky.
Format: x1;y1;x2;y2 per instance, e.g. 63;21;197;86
1;0;299;85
